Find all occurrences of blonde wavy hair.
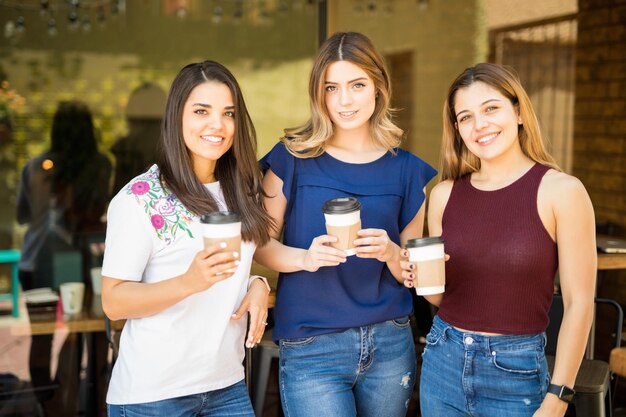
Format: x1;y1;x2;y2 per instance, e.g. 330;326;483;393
440;63;560;181
282;32;403;158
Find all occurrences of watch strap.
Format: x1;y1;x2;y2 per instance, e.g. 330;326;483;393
547;383;575;403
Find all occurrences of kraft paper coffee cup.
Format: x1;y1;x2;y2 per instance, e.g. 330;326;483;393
406;237;445;296
322;197;361;256
60;282;85;315
200;211;242;255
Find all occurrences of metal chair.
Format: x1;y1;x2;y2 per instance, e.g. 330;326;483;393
546;294;623;417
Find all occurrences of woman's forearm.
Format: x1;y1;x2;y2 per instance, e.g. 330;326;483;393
254;238;308;273
102;275;193;321
550;298;594;387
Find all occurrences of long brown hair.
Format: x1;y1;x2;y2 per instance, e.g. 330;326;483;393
440;63;559;180
282;32;403;158
158;61;273;245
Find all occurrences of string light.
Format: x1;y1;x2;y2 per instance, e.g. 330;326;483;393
212;6;223;24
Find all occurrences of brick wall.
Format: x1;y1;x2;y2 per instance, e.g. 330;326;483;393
576;1;626;386
574;0;626;233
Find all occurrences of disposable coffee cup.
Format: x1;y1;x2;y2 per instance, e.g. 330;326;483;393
200;211;242;255
60;282;85;315
322;197;361;256
406;237;445;296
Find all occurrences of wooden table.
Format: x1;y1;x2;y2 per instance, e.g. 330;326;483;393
8;292;123;417
598;252;626;271
587;251;626;359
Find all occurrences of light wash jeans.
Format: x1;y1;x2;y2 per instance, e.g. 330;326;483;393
420;315;550;417
107;379;254;417
278;316;416;417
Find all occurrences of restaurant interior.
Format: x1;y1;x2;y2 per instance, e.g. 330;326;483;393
0;0;625;416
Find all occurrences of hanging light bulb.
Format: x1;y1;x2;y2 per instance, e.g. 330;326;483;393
111;0;119;16
82;15;91;32
16;16;25;34
40;0;50;17
212;6;223;24
97;6;106;25
68;8;79;30
233;5;243;24
4;20;16;39
47;17;57;36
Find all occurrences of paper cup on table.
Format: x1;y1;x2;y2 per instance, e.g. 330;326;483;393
322;197;361;256
406;237;445;295
60;282;85;315
200;211;242;255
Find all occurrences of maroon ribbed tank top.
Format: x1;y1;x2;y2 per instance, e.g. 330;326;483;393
437;163;558;334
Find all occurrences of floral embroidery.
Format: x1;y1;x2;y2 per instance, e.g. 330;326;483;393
131;181;150;195
126;165;194;245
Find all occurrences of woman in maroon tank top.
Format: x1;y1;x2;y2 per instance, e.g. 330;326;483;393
402;63;596;417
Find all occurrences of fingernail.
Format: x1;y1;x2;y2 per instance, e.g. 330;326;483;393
410;264;415;270
231;314;237;318
234;260;240;266
410;273;415;279
220;242;227;248
233;251;239;258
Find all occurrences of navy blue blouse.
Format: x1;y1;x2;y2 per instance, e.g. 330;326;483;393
260;142;437;341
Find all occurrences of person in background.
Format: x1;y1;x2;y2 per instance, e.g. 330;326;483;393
101;60;273;416
111;82;165;194
16;100;112;416
402;63;595;417
254;32;437;417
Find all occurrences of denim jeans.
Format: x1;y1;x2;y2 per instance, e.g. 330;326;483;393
107;379;254;417
278;316;416;417
420;315;550;417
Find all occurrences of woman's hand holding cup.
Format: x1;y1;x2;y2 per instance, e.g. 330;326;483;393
182;243;240;294
354;228;400;262
399;251;417;289
302;235;347;272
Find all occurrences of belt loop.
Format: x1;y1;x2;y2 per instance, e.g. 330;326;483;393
441;326;450;341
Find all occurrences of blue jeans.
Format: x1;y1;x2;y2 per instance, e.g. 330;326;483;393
420;315;550;417
278;316;416;417
107;379;254;417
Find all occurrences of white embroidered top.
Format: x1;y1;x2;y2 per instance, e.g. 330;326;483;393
102;165;256;404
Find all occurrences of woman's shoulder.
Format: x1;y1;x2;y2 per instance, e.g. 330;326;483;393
541;168;587;195
540;168;591;209
110;165;196;244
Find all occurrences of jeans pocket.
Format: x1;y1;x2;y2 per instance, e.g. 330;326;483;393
390;316;411;328
280;336;316;347
491;350;540;375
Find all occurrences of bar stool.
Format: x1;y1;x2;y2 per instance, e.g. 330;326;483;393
252;330;279;416
0;249;20;317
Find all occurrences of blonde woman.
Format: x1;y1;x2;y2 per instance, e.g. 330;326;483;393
254;32;436;417
402;63;595;417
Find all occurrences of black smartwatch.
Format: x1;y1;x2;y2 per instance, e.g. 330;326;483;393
547;383;576;403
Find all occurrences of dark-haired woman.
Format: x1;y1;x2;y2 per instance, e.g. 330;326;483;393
101;61;273;416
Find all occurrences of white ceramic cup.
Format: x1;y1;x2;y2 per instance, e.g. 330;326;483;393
406;237;445;296
90;267;102;295
60;282;85;315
